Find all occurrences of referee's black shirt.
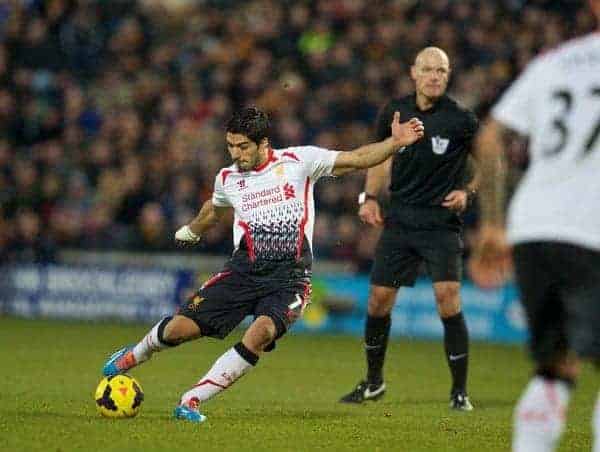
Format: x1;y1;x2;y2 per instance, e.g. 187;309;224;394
375;93;478;230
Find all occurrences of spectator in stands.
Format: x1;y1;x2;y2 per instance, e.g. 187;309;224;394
0;0;593;267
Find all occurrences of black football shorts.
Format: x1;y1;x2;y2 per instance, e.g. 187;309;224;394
370;225;463;288
177;269;311;340
513;242;600;363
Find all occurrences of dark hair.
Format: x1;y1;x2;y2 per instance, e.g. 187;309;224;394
225;107;271;145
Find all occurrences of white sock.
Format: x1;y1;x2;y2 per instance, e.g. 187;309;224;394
180;344;257;406
513;376;571;452
132;317;172;364
593;392;600;452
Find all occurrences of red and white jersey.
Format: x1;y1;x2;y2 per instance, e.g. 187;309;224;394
492;32;600;250
212;146;339;272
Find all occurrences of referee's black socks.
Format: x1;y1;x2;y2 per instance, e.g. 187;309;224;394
365;314;391;386
441;311;469;395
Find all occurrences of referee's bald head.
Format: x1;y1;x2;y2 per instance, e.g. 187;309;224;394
414;47;450;68
411;47;451;101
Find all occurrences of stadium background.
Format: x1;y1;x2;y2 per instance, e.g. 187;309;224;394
1;0;595;339
0;2;597;451
1;0;595;267
0;0;593;342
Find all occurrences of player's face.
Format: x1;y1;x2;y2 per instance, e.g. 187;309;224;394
411;54;450;100
226;133;263;172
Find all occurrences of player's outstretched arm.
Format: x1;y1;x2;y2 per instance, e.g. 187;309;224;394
174;199;231;244
332;112;423;176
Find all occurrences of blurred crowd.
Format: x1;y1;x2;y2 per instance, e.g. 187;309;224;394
0;0;594;270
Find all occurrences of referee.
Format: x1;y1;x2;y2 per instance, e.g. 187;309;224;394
339;47;479;410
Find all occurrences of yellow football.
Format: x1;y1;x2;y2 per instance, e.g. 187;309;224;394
94;375;144;418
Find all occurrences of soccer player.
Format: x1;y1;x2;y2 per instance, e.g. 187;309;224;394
102;107;424;423
339;47;479;410
469;0;600;449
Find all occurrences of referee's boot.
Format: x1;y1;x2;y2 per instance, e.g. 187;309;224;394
339;380;386;404
450;391;474;411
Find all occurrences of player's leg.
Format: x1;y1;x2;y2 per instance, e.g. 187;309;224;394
562;247;600;452
432;281;471;410
103;314;200;377
177;283;308;417
171;273;259;422
421;229;471;410
178;315;275;409
340;227;420;404
511;243;577;452
102;270;242;378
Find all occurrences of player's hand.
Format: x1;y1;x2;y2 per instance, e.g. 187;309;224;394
358;199;384;227
442;190;468;212
174;225;201;245
391;112;424;147
468;224;512;289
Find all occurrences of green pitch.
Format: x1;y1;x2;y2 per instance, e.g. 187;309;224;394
0;317;595;451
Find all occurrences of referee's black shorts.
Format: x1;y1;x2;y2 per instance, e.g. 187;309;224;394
370;225;463;288
513;241;600;363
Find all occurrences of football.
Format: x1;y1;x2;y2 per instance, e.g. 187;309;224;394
94;375;144;418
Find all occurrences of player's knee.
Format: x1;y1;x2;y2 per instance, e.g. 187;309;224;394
162;316;200;344
243;316;277;353
257;316;278;343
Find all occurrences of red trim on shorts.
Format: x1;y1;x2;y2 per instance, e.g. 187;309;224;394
253;148;278;172
301;281;312;308
296;177;310;260
193;379;227;390
238;220;256;262
201;271;232;289
302;282;311;296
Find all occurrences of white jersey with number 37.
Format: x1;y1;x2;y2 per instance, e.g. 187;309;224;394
492;33;600;250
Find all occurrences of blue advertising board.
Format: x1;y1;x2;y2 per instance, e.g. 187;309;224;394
295;275;528;344
0;264;194;322
0;264;527;344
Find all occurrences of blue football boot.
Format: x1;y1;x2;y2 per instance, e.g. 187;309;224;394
173;399;207;423
102;346;136;377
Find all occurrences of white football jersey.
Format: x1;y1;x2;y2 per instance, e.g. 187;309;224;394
212;146;339;269
492;32;600;250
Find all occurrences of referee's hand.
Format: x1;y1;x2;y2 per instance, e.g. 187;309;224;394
358;199;384;227
442;190;468;212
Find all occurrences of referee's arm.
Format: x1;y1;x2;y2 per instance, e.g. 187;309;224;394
464;115;482;200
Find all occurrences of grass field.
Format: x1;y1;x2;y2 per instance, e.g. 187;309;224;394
0;317;596;451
